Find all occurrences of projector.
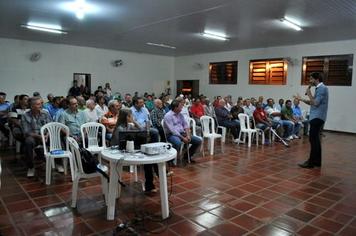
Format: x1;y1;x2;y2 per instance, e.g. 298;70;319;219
140;142;171;155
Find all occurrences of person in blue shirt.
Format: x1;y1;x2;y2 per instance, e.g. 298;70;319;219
292;98;309;135
0;92;11;138
295;72;329;168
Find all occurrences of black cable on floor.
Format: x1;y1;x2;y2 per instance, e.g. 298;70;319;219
113;165;175;235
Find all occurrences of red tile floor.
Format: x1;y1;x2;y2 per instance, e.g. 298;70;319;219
1;132;356;235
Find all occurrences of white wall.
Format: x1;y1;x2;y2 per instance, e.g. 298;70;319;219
174;40;356;133
0;38;174;100
1;37;354;133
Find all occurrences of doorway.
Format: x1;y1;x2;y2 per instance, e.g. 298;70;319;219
176;80;199;98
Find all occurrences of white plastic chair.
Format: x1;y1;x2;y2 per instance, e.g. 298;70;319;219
80;122;110;173
238;113;259;147
252;117;267;145
200;116;223;155
41;122;74;185
67;137;108;208
81;122;106;154
188;117;204;156
161;119;190;164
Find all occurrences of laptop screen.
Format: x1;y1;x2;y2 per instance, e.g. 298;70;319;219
113;130;149;150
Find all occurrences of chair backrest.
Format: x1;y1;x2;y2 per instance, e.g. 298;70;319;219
200;115;216;136
67;136;83;175
238;113;251;131
161;120;168;141
40;122;69;155
81;122;106;149
187;117;197;136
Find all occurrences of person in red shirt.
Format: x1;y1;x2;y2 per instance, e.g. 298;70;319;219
190;97;205;125
253;101;273;144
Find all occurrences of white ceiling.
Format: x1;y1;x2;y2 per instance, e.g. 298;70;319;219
1;0;356;56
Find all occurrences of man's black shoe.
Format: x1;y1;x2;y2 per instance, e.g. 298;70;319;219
298;161;314;168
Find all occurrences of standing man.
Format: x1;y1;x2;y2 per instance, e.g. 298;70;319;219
295;72;329;168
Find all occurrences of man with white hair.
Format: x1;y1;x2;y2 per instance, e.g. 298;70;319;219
84;99;99;122
215;99;240;143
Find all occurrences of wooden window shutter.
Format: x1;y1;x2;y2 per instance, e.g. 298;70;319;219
249;58;287;85
302;54;353;86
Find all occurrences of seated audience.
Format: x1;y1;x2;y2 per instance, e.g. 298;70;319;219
190;97;205;125
44;96;62;119
84;99;99;122
21;97;52;177
104;83;112;100
150;99;166;141
203;98;215;118
275;98;285;112
281;99;301;139
230;99;244;123
8;94;30;145
258;96;267;108
223;96;233;111
101;100;121;140
76;96;86;111
54;98;68;122
122;93;133;108
243;98;256;119
253;101;275;144
215;99;240;143
145;95;154;112
58;97;88;142
264;98;294;140
292;98;309;135
0;92;10;138
43;93;54;111
163;100;202;162
130;97;159;142
95;95;108;120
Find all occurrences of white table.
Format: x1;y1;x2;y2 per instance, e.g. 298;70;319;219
101;148;177;220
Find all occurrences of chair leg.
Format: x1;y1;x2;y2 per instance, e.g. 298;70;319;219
51;159;55;169
210;138;214;155
71;176;80;208
46;158;52;185
68;157;75;182
221;128;226;143
134;166;138;182
63;158;68;176
248;133;252;147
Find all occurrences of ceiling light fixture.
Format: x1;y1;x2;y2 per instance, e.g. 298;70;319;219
21;22;67;34
201;30;229;41
280;17;302;31
146;42;176;49
74;0;87;19
60;0;98;20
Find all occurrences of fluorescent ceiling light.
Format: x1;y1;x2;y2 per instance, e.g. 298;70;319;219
201;30;228;41
280;17;302;31
21;22;67;34
146;42;176;49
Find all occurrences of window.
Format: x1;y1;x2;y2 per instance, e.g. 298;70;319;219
209;61;237;84
302;54;353;86
249;58;287;85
